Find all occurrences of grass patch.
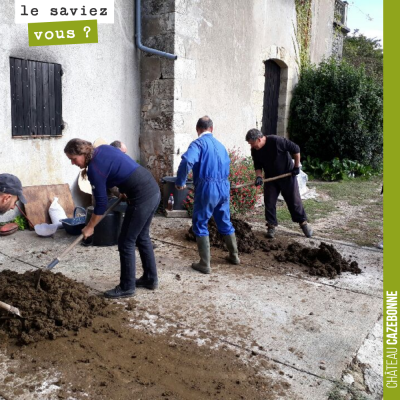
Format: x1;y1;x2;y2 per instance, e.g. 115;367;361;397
246;176;383;247
311;176;382;205
276;198;337;224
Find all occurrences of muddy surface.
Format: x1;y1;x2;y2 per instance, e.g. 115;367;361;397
0;270;106;345
186;218;284;253
0;270;288;399
275;242;362;279
1;303;287;400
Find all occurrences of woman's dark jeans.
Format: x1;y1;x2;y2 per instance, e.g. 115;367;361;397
118;192;160;291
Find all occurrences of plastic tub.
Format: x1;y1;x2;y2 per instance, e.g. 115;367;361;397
60;207;87;235
34;223;58;237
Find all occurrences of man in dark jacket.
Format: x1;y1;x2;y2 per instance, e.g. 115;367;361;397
246;129;312;238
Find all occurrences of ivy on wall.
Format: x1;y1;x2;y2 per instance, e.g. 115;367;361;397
294;0;313;73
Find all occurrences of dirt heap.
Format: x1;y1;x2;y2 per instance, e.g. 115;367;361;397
0;269;106;345
186;218;284;253
275;242;362;278
186;219;361;279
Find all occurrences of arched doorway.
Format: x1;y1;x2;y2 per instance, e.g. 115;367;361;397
262;60;281;136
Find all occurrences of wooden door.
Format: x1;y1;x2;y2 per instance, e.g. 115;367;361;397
262;60;281;136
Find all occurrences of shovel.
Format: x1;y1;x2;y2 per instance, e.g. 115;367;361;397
35;198;123;289
230;172;293;189
0;300;22;318
186;172;293;191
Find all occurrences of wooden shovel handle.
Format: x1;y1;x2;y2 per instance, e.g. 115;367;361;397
0;301;21;317
53;198;123;263
231;172;293;190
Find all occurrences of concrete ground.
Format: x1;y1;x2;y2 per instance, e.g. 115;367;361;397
0;216;383;399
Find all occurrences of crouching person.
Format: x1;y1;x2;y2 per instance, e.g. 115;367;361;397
175;116;240;274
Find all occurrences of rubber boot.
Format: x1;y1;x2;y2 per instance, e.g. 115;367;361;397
300;221;313;238
192;236;211;274
223;233;240;265
265;223;276;239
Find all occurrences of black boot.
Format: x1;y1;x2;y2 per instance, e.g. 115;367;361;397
192;236;211;274
300;222;313;238
136;276;159;290
104;285;135;299
265;223;276;239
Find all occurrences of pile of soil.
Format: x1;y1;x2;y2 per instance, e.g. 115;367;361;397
0;269;106;345
186;219;361;279
186;218;284;253
275;242;362;278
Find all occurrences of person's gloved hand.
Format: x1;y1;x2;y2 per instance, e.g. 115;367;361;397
255;176;263;187
292;167;300;176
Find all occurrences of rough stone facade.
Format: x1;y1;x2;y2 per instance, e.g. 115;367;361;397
140;0;347;181
140;0;178;184
332;0;351;60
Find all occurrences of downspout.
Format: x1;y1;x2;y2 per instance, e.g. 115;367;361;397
135;0;178;60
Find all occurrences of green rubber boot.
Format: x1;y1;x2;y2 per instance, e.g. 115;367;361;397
223;233;240;265
192;236;211;274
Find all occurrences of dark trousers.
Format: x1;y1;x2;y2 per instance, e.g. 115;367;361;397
118;192;160;290
264;176;307;226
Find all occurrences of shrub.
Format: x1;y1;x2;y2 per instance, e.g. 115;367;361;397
302;156;376;181
183;149;261;217
288;58;383;170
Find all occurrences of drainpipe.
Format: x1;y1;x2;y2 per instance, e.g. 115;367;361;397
135;0;178;60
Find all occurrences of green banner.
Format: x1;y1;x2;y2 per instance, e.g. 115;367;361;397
28;20;98;46
384;0;399;397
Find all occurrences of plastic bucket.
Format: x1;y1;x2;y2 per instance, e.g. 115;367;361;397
85;204;125;246
160;176;192;211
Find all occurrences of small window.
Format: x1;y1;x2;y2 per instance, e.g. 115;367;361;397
10;57;63;137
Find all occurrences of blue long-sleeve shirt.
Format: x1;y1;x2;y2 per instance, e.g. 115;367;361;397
87;145;139;214
176;133;230;187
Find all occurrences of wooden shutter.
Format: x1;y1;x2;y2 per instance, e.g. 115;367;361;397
10;57;63;137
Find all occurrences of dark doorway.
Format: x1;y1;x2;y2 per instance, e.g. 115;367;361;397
262;60;281;136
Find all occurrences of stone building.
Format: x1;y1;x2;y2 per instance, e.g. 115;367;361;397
0;0;348;217
140;0;349;182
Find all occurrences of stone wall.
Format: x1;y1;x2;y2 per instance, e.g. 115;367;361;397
140;0;177;184
140;0;341;180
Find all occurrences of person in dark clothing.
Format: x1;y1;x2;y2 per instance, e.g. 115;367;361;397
245;129;312;238
64;139;160;298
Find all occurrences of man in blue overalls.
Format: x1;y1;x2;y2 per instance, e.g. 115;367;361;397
175;116;240;274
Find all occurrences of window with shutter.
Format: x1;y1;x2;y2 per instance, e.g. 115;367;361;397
10;57;63;138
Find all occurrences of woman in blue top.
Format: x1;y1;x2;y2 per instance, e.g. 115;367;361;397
64;138;160;299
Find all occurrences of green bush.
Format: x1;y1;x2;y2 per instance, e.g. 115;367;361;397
288;58;383;170
183;149;261;217
302;156;376;181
